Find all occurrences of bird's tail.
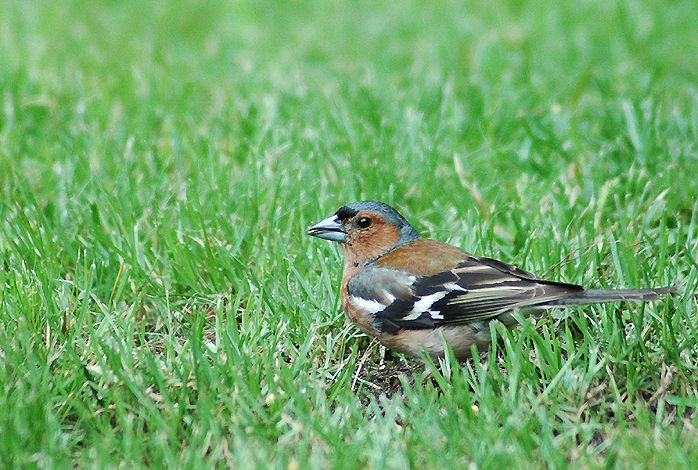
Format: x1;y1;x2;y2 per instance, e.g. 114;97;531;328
544;286;676;307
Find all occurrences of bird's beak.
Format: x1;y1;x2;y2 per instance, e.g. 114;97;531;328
307;215;347;242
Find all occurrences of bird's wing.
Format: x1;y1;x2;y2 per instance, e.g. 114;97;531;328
347;256;584;333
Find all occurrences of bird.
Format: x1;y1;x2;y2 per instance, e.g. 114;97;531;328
307;201;675;360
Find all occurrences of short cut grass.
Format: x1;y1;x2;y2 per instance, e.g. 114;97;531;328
1;0;697;468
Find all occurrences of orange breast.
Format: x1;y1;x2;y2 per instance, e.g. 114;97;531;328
340;265;381;336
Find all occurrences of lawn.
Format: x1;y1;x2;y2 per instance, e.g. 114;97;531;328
1;0;697;467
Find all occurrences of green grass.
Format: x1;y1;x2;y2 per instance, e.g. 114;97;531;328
1;0;697;467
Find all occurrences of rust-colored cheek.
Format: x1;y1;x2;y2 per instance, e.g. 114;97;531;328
342;223;401;266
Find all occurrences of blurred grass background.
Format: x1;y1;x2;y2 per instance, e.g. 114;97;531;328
1;0;697;467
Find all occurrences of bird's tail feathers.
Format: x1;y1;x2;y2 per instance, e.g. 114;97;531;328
544;286;676;307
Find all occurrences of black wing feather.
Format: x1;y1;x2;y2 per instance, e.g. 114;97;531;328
348;257;583;333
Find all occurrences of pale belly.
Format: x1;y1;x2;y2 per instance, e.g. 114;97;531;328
377;323;493;359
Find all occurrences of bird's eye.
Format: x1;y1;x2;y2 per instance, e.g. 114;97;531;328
356;217;372;228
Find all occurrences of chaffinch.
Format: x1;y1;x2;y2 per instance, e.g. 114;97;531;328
308;201;675;359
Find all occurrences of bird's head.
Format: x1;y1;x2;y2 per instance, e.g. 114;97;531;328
308;201;420;265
